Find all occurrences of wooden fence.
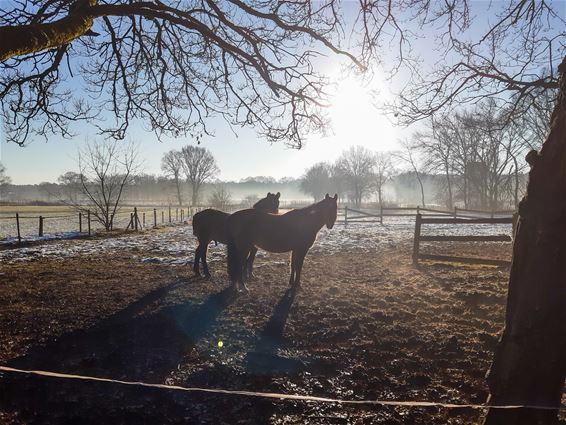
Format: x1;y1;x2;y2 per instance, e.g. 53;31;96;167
341;205;515;225
412;213;517;267
0;205;211;243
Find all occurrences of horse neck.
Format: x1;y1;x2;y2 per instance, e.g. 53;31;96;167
302;204;326;232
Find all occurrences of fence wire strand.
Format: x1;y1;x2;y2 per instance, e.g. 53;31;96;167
0;366;564;412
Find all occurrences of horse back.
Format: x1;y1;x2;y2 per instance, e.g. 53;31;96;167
193;209;230;243
227;209;317;253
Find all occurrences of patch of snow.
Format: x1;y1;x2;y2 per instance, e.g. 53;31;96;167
0;217;513;265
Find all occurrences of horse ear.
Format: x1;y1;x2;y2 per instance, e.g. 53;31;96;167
276;192;280;199
325;193;329;199
267;192;272;196
333;194;338;200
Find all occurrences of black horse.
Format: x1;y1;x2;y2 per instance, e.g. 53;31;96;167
227;194;337;291
192;192;280;277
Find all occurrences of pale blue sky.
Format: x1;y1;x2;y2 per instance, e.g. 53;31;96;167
1;67;403;184
2;0;563;185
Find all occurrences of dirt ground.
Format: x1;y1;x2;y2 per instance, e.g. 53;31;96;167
0;225;514;424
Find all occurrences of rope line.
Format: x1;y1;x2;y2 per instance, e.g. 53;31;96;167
0;366;564;412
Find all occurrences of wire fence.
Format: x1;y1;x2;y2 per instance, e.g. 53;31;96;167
0;205;211;243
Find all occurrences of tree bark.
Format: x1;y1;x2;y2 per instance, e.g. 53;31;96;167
0;0;96;61
483;56;566;424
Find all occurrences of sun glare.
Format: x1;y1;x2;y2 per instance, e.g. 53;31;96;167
328;74;398;150
296;72;399;171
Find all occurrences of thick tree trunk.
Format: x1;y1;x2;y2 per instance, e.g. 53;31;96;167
483;57;566;424
0;0;95;61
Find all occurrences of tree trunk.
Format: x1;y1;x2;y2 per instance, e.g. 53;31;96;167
174;176;183;207
483;56;566;424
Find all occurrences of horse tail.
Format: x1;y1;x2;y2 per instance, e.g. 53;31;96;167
226;232;241;283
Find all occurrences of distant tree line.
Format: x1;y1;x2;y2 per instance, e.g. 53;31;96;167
300;99;544;211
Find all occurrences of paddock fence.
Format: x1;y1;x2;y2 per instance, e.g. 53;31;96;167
0;205;212;244
341;205;515;226
412;213;518;267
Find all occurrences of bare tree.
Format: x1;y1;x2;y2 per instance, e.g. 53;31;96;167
300;162;333;202
0;162;11;198
208;185;232;211
57;171;84;204
372;152;395;208
0;0;373;148
394;140;426;208
0;162;11;185
73;140;141;231
161;150;184;207
180;145;219;206
243;194;259;208
334;146;376;208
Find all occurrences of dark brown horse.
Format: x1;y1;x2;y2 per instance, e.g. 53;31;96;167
227;194;338;291
192;192;280;277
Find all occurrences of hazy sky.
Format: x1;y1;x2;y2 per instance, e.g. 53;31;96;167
6;0;558;185
1;69;404;185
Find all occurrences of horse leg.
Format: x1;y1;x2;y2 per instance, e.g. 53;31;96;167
289;251;297;287
292;249;307;288
202;242;211;278
244;247;258;280
240;247;252;292
193;243;202;276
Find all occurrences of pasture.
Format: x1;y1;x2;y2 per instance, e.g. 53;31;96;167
0;218;517;424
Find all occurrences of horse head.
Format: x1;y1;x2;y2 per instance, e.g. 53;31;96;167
323;193;338;229
254;191;280;213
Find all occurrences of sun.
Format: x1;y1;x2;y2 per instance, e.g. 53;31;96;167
327;73;398;152
291;72;399;173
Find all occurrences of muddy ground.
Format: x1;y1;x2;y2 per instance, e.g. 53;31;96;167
0;225;517;424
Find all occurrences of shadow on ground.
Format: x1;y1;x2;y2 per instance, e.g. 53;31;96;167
0;277;245;424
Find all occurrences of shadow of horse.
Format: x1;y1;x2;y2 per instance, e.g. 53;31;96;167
245;287;307;375
0;280;240;423
7;280;238;382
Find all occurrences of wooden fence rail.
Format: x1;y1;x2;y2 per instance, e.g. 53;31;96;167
341;205;516;226
412;213;517;267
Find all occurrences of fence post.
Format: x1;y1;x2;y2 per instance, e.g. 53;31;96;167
39;215;44;237
176;208;178;221
162;211;164;224
168;206;171;223
79;212;82;233
15;213;21;243
134;207;138;231
412;213;422;266
128;213;133;230
87;210;91;236
344;206;348;226
180;209;184;222
153;208;157;228
380;205;383;224
143;212;146;227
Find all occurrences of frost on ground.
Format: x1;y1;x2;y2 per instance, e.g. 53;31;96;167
0;217;513;265
0;216;519;424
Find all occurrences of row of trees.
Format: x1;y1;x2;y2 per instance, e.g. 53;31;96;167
300;147;396;208
407;99;549;211
51;142;219;230
302;99;548;211
161;146;219;207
